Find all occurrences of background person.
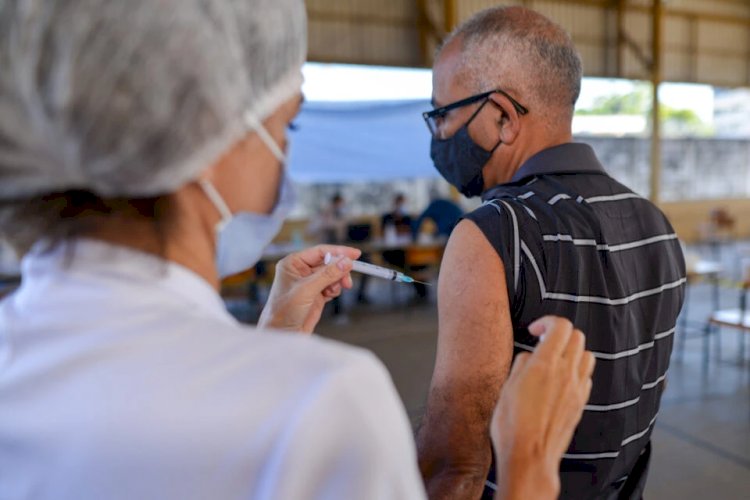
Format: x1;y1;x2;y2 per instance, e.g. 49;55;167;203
412;192;464;240
307;193;369;309
381;193;413;239
306;193;348;244
381;193;428;300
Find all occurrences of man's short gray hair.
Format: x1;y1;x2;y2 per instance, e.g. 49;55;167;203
441;6;582;116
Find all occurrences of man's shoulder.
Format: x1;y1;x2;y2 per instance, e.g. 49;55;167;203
482;174;667;218
482;182;542;201
465;174;675;247
466;184;542;229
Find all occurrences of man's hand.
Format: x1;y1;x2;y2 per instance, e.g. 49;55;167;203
491;316;596;500
258;245;360;333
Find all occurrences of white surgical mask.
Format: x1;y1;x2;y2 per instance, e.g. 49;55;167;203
199;118;296;278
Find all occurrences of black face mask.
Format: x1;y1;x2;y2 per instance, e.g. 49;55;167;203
429;99;502;198
430;125;502;198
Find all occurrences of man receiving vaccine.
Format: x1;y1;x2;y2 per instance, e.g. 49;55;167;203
416;6;685;499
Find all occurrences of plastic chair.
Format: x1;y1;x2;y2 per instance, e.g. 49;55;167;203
705;278;750;368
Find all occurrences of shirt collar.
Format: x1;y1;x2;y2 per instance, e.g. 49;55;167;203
16;238;236;326
509;142;606;184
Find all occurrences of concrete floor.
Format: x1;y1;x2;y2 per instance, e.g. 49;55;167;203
308;244;750;499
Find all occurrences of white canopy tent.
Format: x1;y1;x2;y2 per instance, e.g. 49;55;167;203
287;99;437;183
287;63;437;183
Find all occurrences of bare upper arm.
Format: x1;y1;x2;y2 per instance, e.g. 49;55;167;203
417;218;514;487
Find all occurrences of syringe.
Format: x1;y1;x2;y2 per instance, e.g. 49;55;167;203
324;252;430;285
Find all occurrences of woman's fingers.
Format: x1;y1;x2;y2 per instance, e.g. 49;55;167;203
507;351;531;381
563;328;586;366
578;351;596;380
548;349;595;457
293;245;361;268
491;316;597;493
302;255;352;288
341;273;353;289
549;393;588;458
524;319;594;460
556;374;593;432
527;316;574;364
323;283;342;298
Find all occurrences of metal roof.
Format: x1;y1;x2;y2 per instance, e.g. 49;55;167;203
307;0;750;88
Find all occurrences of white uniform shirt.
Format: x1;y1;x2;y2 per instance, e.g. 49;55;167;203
0;240;426;500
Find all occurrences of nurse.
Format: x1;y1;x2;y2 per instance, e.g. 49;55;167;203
0;1;593;499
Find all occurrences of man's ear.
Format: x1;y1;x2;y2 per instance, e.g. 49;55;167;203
488;94;521;146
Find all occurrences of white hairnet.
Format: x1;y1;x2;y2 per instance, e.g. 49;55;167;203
0;0;306;199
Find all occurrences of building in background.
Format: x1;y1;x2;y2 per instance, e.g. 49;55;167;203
714;88;750;138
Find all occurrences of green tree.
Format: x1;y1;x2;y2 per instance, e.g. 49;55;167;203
660;105;711;136
576;85;651;116
576;84;712;136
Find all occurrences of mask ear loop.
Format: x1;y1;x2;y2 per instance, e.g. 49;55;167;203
464;97;503;154
244;112;286;162
465;97;491;128
198;179;233;232
243;111;291;210
490;134;504;153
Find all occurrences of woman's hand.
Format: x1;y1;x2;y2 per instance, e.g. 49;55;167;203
491;316;596;500
258;245;361;333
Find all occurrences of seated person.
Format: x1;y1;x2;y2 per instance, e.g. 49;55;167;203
381;194;427;299
307;194;370;307
381;193;413;240
412;192;463;240
345;221;373;304
306;193;347;244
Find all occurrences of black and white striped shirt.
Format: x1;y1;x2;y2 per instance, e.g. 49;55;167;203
466;143;685;500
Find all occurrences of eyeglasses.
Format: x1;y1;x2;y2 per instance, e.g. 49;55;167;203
422;89;529;137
